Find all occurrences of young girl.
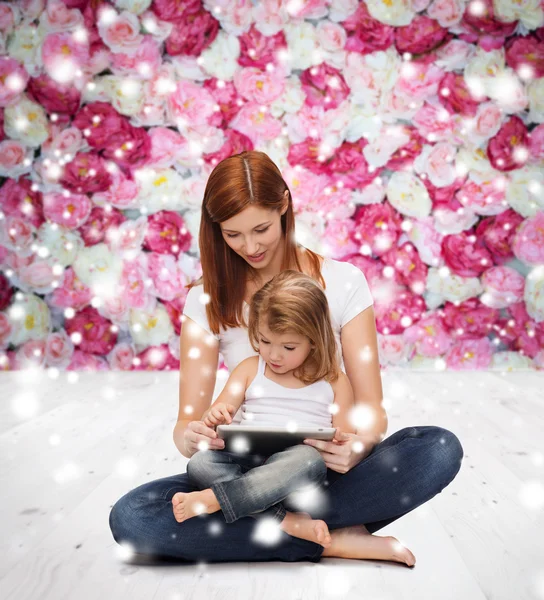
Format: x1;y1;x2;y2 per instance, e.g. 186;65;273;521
171;270;356;549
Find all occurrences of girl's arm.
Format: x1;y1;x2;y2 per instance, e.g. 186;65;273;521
331;372;357;434
201;358;251;424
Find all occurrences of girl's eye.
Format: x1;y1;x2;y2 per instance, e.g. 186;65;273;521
260;339;295;351
285;347;295;351
226;227;269;239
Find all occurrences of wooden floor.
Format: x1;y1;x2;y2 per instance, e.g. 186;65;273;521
0;368;543;600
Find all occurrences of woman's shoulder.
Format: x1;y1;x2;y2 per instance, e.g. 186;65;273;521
322;257;364;284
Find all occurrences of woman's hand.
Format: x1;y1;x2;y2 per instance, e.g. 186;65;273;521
303;429;376;474
183;420;225;456
202;403;237;428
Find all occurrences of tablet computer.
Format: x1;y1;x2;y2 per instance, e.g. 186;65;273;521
216;424;336;456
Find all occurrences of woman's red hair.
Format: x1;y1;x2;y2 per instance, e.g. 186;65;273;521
187;150;325;337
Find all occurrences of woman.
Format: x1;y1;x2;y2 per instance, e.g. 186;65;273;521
109;150;463;564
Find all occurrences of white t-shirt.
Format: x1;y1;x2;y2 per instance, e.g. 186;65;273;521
182;257;374;417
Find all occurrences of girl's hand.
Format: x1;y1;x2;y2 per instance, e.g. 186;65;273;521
303;429;375;474
183;420;225;456
203;403;237;428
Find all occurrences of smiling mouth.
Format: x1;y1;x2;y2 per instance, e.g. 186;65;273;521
248;252;265;258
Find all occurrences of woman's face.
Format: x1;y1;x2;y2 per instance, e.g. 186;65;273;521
218;194;288;268
257;319;313;375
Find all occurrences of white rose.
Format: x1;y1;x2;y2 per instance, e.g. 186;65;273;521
101;75;145;116
345;103;382;142
182;209;202;255
490;351;534;371
261;138;289;172
114;0;152;15
294;210;326;255
140;10;173;43
494;0;544;30
426;267;483;304
170;55;208;82
269;76;305;118
322;100;352;149
464;47;505;100
365;0;414;25
134;167;187;213
506;165;544;218
486;68;528;114
527;78;544;124
345;48;401;105
378;333;412;366
203;0;253;36
328;0;358;21
36;222;83;266
129;303;174;348
433;207;479;235
7;292;51;346
386;171;432;218
351;182;386;206
283;22;321;71
414;142;458;187
364;125;410;168
199;31;240;81
455;146;502;185
525;266;544;322
435;39;475;72
4;94;49;147
72;242;123;302
6;22;45;76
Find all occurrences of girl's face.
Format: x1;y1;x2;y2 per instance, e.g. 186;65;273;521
219;195;288;268
257;320;314;375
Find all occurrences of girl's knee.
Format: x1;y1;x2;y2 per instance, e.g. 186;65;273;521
293;444;327;481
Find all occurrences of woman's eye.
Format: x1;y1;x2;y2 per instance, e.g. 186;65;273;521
226;227;269;239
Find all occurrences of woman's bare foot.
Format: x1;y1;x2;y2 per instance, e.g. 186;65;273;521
322;525;416;567
280;512;332;548
172;489;220;523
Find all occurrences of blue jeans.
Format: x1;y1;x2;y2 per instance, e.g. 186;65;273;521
187;444;327;523
109;425;464;563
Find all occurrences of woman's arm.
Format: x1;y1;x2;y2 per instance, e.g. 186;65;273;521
340;305;388;448
173;316;221;458
331;372;357;434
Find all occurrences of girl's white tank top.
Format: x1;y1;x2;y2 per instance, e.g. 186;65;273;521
240;355;335;428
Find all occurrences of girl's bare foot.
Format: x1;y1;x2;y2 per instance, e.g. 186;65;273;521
322;525;416;567
280;512;332;548
172;489;220;523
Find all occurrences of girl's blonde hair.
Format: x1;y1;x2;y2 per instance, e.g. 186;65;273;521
247;270;341;386
186;150;325;336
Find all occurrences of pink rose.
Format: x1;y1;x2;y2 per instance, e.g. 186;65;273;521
441;297;499;340
0;3;18;34
342;2;395;54
0;350;19;371
66;349;109;371
445;338;493;369
143;210;192;256
147;252;185;301
72;101;128;150
167;81;216;128
472;102;503;140
60;152;112;194
238;24;287;68
108;342;136;370
505;34;544;79
0;272;13;311
476;209;524;264
42;0;84;32
442;231;494;277
230;102;282;145
455;178;506;216
92;169;139;210
512;211;544;265
412;102;456;142
40;125;84;160
41;32;89;83
397;57;444;100
386;127;426;171
106;217;148;255
45;330;74;368
288;140;332;175
438;72;484;117
461;0;516;47
163;293;188;336
18;258;56;293
43;192;92;230
427;0;464;27
326;139;375;189
50;267;93;310
288;0;328;18
316;20;347;52
0;216;36;253
16;339;47;368
300;63;350;110
0;57;29;107
147;127;190;168
101;123;152;169
375;292;427;335
378;334;411;367
203;129;254;167
528;124;544;161
98;10;143;54
151;0;200;22
234;67;286;104
415;141;458;187
0;140;30;177
501;302;544;358
133;344;179;371
351;202;403;257
204;78;244;128
481;266;525;308
79;206;125;246
65;305;117;355
487;116;529;172
395;15;450;54
321;219;360;259
165;8;219;56
111;35;162;79
381;242;428;293
0;312;13;347
404;314;453;357
118;254;150;309
99;294;132;325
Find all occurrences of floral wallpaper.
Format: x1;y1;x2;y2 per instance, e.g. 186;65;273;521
0;0;543;373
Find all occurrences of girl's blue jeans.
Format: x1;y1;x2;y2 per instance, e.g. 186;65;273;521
186;444;327;524
109;425;464;563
